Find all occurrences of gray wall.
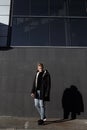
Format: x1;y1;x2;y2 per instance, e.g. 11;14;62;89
0;47;87;118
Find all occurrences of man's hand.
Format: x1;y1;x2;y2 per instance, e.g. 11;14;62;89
31;93;35;98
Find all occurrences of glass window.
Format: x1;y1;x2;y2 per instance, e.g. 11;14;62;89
12;0;87;46
12;18;29;46
29;18;49;45
50;18;66;46
0;37;7;46
31;0;48;16
0;24;8;36
13;0;30;15
0;6;10;15
12;17;49;46
0;0;11;47
50;0;65;16
70;18;87;46
68;0;86;16
13;0;87;16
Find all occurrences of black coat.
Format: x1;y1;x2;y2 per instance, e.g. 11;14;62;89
31;70;51;101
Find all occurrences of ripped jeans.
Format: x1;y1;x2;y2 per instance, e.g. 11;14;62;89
34;90;46;120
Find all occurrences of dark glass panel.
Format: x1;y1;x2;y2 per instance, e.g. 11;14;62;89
70;18;87;46
50;18;66;46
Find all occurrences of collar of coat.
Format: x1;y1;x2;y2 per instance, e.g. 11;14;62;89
36;70;49;78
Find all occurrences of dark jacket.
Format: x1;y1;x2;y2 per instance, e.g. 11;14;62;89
31;70;51;101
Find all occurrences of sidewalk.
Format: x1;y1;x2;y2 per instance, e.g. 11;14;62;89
0;116;86;130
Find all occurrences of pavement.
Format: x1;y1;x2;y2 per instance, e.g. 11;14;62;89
0;116;86;130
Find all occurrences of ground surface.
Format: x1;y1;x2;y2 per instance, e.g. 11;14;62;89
0;117;87;130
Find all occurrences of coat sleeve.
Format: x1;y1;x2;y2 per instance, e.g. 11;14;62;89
31;76;36;94
45;74;51;97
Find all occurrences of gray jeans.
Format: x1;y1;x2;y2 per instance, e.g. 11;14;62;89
34;90;46;120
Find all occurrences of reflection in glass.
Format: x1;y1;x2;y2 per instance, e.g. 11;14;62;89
12;18;49;46
12;0;87;46
0;6;10;15
0;16;9;25
0;0;10;5
13;0;87;16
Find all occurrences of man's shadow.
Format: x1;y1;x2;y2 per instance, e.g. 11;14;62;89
62;85;84;120
44;85;84;125
44;118;72;125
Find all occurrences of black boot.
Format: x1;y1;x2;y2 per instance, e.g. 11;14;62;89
38;119;44;125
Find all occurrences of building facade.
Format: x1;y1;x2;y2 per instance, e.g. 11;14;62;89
0;0;87;118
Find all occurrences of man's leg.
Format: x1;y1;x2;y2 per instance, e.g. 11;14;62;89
39;100;46;120
34;98;41;116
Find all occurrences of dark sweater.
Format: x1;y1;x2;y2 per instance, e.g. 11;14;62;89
36;71;44;90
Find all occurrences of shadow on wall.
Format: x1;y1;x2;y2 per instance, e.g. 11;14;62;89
62;85;84;119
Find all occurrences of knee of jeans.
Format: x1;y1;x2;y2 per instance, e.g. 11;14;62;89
35;102;38;108
39;103;44;108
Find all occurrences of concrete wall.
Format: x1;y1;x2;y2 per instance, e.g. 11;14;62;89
0;47;87;118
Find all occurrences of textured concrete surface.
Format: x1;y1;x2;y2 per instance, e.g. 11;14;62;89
0;47;86;118
0;116;86;130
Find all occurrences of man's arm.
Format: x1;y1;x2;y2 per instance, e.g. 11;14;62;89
45;74;51;97
31;76;36;97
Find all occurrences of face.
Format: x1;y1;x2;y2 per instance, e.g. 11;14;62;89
37;65;43;72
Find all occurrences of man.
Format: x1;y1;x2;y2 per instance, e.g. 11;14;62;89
31;63;51;125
